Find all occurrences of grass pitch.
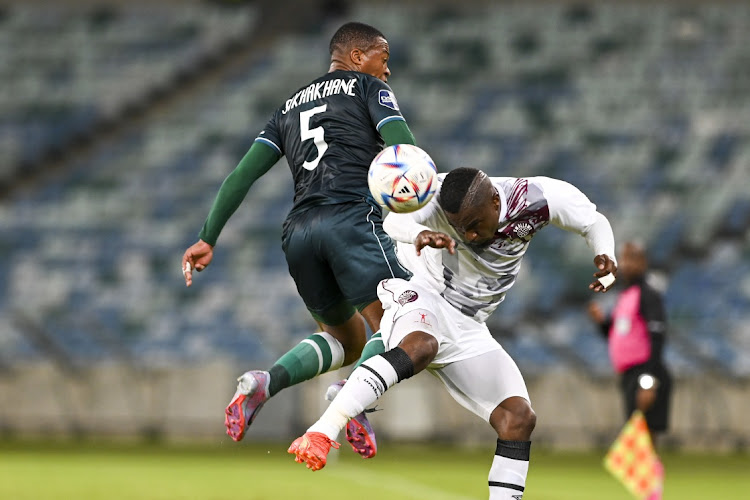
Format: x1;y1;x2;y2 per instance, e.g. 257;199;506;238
0;440;747;499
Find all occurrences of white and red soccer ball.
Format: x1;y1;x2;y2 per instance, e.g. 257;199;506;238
368;144;437;213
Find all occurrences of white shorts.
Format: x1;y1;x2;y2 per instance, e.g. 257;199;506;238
377;277;530;422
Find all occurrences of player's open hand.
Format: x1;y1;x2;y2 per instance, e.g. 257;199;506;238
589;254;617;293
182;239;214;287
414;230;456;256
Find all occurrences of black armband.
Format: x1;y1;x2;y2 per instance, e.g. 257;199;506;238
381;347;415;382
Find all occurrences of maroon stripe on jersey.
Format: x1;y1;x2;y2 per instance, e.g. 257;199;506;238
506;179;529;219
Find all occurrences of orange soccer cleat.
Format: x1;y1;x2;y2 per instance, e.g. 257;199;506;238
288;432;341;471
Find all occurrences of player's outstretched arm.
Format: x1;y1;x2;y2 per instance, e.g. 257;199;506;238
182;239;214;287
198;142;280;246
537;177;617;292
182;142;279;287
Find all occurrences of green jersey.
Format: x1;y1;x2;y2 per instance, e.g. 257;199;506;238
256;70;406;215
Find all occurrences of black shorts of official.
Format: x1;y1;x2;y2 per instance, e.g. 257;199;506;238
620;363;672;433
281;199;411;326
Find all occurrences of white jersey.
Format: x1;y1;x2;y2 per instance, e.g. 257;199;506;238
385;175;614;323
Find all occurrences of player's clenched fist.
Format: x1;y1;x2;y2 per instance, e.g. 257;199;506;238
182;239;214;287
414;230;456;256
589;253;617;293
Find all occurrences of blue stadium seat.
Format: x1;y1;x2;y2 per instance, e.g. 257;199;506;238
0;2;747;377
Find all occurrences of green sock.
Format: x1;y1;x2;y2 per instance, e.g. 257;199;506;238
354;332;385;369
267;332;345;396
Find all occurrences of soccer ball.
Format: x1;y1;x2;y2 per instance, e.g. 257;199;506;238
368;144;437;213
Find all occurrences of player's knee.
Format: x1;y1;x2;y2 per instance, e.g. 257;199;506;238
340;331;368;365
342;343;365;366
510;404;536;439
516;404;537;437
492;399;536;441
322;313;367;365
398;331;438;374
341;332;366;363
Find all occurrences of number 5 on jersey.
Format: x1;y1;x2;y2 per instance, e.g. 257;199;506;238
300;105;328;170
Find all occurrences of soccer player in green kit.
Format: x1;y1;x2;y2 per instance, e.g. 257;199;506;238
181;22;415;458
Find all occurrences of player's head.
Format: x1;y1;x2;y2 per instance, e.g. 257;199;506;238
329;22;390;82
618;240;648;282
439;167;500;248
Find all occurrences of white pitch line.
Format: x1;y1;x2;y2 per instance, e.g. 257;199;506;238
328;461;480;500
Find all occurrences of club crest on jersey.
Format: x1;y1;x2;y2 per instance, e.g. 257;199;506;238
379;90;399;110
496;215;548;245
512;221;534;240
398;290;418;305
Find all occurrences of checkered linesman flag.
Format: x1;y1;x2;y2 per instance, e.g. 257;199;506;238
604;411;664;500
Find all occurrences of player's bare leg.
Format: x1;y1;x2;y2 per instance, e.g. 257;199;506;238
487;397;536;499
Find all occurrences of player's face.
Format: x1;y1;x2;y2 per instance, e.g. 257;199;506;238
446;189;501;248
358;38;391;82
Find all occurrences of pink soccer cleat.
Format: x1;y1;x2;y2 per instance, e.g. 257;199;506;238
224;370;270;442
326;379;378;458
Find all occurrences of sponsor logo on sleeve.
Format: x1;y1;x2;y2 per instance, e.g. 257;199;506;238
414;312;432;327
379;89;399;110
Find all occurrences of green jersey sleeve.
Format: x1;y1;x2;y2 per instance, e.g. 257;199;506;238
198;141;280;246
364;78;406;132
379;119;416;147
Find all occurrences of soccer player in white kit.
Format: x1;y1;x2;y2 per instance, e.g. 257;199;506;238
289;167;618;499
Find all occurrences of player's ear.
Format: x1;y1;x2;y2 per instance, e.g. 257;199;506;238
350;47;363;66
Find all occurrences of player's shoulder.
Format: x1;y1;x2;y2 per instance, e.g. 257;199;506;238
517;175;562;185
287;72;329;98
354;72;397;101
488;175;519;185
518;176;580;193
488;176;523;194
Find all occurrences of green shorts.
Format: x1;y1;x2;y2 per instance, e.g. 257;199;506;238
281;200;411;325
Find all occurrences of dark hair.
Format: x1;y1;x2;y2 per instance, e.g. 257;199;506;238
329;22;385;55
438;167;482;213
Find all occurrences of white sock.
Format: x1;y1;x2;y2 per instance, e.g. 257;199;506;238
489;440;531;499
305;332;345;374
307;354;400;441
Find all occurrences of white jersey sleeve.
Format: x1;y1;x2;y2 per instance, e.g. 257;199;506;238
535;177;616;263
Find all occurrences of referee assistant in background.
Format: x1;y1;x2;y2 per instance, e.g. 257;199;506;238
588;241;672;444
